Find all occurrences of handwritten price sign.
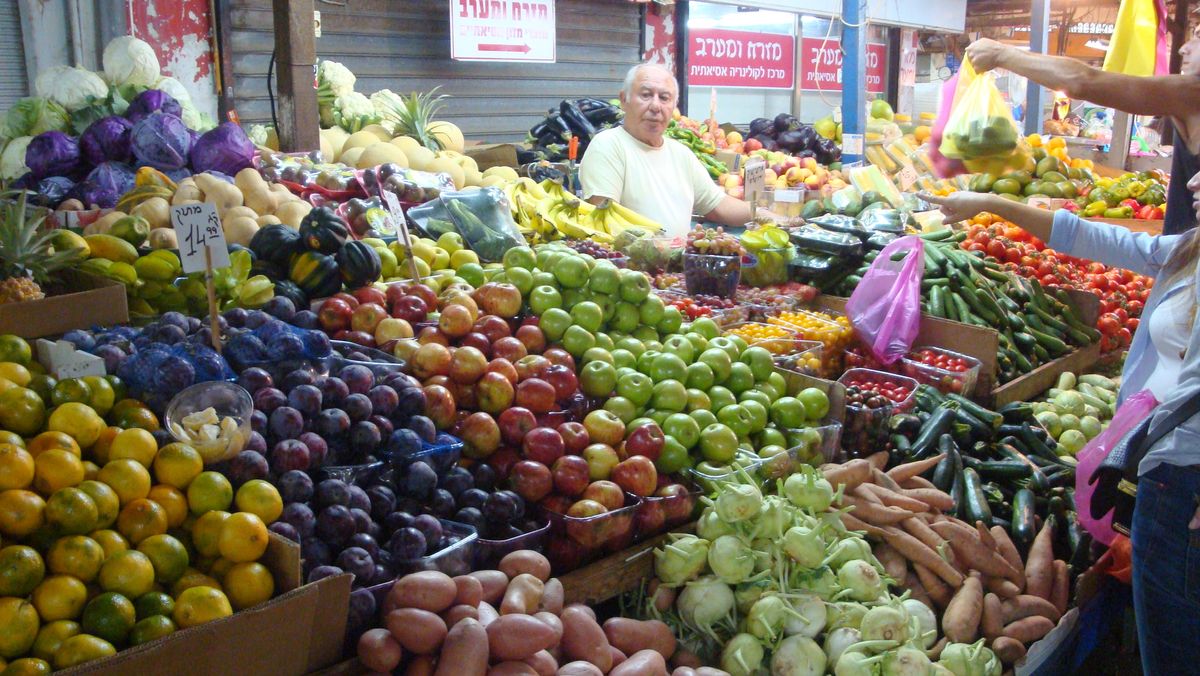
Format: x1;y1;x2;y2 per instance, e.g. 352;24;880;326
171;203;230;274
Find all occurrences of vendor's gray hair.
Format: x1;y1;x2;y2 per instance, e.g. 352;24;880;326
621;63;678;99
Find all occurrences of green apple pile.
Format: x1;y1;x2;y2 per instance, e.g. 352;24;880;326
494;242;834;477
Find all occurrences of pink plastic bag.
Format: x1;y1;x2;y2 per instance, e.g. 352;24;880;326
929;73;968;178
1075;389;1158;546
846;236;925;365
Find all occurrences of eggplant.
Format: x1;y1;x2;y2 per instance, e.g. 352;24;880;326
776;130;807;152
559;100;598;139
816;137;842;163
795;125;818;150
797;149;816;160
748;117;775;137
774;113;800;133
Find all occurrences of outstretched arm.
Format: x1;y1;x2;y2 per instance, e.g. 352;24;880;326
921;192;1055;242
967;39;1200;120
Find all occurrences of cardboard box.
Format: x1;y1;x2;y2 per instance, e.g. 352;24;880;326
0;270;128;339
65;534;352;676
463;143;519;171
715;149;743;173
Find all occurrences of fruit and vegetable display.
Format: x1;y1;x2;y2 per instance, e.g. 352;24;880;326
1029;372;1118;457
956;213;1150;352
506;176;665;246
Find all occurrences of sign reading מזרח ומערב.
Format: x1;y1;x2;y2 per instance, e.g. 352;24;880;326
451;0;556;62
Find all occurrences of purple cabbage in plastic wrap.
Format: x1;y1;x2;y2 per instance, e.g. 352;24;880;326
131;112;191;170
33;176;75;207
79;116;134;166
25;131;81;178
80;162;136;208
125;89;183;124
189;122;255;176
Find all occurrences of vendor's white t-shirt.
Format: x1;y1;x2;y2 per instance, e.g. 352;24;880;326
579;127;726;239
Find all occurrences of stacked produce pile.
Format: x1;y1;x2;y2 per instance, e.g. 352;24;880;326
956;214;1150;352
523;98;624;163
0;335;286;671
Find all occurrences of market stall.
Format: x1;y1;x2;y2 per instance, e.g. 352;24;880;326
0;0;1157;668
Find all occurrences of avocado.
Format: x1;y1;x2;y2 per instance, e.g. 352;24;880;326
861;191;883;206
801;200;824;219
992;178;1022;195
1032;147;1048;161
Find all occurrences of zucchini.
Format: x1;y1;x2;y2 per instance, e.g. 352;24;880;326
999;402;1035;425
946;435;965;518
929;285;946;318
951;406;993;442
910;406;958;458
1011;488;1037;556
975;460;1033;480
890;434;912;456
1019;424;1066;465
1029;327;1070;356
962;468;994;527
1079;373;1118;390
931;436;962;493
946;393;1003;430
889;414;923;437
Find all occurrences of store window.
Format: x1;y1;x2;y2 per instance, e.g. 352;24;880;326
796;17;891;122
684;3;796;124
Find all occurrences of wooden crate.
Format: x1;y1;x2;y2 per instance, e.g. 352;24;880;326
560;526;693;606
989;341;1102;407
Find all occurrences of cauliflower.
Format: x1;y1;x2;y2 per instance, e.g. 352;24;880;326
317;60;356;103
103;36;161;88
35;66;109;112
370;89;406;133
333;92;381;134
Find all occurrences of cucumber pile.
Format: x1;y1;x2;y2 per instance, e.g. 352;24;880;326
831;229;1100;384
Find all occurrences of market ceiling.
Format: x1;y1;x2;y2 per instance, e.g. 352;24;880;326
965;0;1188;31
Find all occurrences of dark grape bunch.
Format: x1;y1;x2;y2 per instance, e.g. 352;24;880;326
567;239;623;260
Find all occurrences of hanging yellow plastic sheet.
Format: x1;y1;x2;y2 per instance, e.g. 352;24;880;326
1103;0;1169;77
938;57;1029;174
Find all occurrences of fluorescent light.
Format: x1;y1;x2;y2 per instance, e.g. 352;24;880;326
1084;39;1110;51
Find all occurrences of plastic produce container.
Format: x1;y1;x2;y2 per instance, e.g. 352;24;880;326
777;420;845;470
837;369;918;457
631;480;702;542
768;310;853;377
767;339;824;376
655;288;751;327
164;381;253;464
687;452;765;493
542;494;641;573
899;347;981;397
723;322;801;354
382;434;465;477
684;253;741;298
326;340;407;377
317;460;386;487
393;519;478;577
474;519;551;569
742;246;795;287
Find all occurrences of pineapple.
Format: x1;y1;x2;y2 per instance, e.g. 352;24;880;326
378;87;450;151
0;192;82;304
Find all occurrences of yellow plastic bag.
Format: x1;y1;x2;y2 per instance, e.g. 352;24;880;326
1104;0;1168;77
938;58;1026;173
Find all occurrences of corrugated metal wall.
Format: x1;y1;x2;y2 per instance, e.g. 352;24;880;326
227;0;643;142
0;2;29;108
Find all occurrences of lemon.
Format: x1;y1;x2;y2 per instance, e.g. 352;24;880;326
147;485;188;528
46;402;105;450
0;388;46;437
0;545;45;597
0;490;45;539
217;512;268;563
76;480;119;530
97;550;155;599
89;529;129;559
173;586;232;629
0;598;39;659
134;592;174;620
190;510;229;558
128;615;175;646
151;443;203;490
234;480;282;524
186;472;232;516
31;575;89;621
171;568;223;597
52;634;115;669
44;488;98;535
136;534;189;585
79;377;115;417
0;336;32;367
2;658;51;676
0;445;34;491
32;449;85;494
97;459;151;506
25;432;80;459
46;536;104;583
0;364;31;387
223;561;274;610
115;498;168;545
107;428;158;469
31;619;80;662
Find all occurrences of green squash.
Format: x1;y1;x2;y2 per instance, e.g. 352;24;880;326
335;240;382;289
250;223;303;267
299;207;350;254
272;279;309;310
288;250;342;299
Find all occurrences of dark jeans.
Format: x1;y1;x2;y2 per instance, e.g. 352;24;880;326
1132;463;1200;674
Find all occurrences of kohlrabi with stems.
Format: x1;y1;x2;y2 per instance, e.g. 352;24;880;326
771;634;827;676
882;646;935;676
753;494;796;540
677;576;736;640
783;592;827;638
824;536;877;571
783;466;836;512
735;579;778;615
824;627;862;666
938;640;1002;676
860;604;911;644
707;479;763;523
697;506;736;541
825;602;869;632
783;525;826;569
836;649;887;676
720;632;765;676
836;559;885;602
746;593;797;642
901;598;938;649
794;565;841;602
709;534;758;584
654;533;711;586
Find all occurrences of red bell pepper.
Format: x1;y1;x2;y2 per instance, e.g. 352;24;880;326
1121;198;1141;211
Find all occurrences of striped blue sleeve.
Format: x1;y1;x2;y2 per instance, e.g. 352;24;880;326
1047;209;1180;278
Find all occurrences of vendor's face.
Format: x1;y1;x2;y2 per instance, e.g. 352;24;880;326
1183;24;1200;77
621;67;677;147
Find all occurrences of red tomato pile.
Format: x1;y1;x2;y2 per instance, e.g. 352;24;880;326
908;348;972;373
841;372;915;409
960;217;1152;352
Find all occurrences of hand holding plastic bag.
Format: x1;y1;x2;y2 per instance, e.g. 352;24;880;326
938;58;1029;173
845;236;924;365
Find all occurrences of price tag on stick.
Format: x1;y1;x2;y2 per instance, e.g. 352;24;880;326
382;190;422;283
171;203;228;353
743;158;766;206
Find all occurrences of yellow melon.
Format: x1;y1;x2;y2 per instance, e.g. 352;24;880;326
357;143;410;169
456;155;479;174
360;124;393;142
343;131;380;152
339;147;364;168
320;127;350;161
429;157;465;189
462;168;484;187
390;136;423;155
406;146;436;172
428;121;465;153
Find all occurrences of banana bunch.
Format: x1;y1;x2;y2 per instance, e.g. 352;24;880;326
537;196;609;242
586;200;664;237
504;176;665;244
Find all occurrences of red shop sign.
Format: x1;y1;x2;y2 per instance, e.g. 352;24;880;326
800;38;886;93
687;29;795;89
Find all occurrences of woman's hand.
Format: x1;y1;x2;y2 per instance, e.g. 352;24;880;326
966;39;1009;72
919;192;998;224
